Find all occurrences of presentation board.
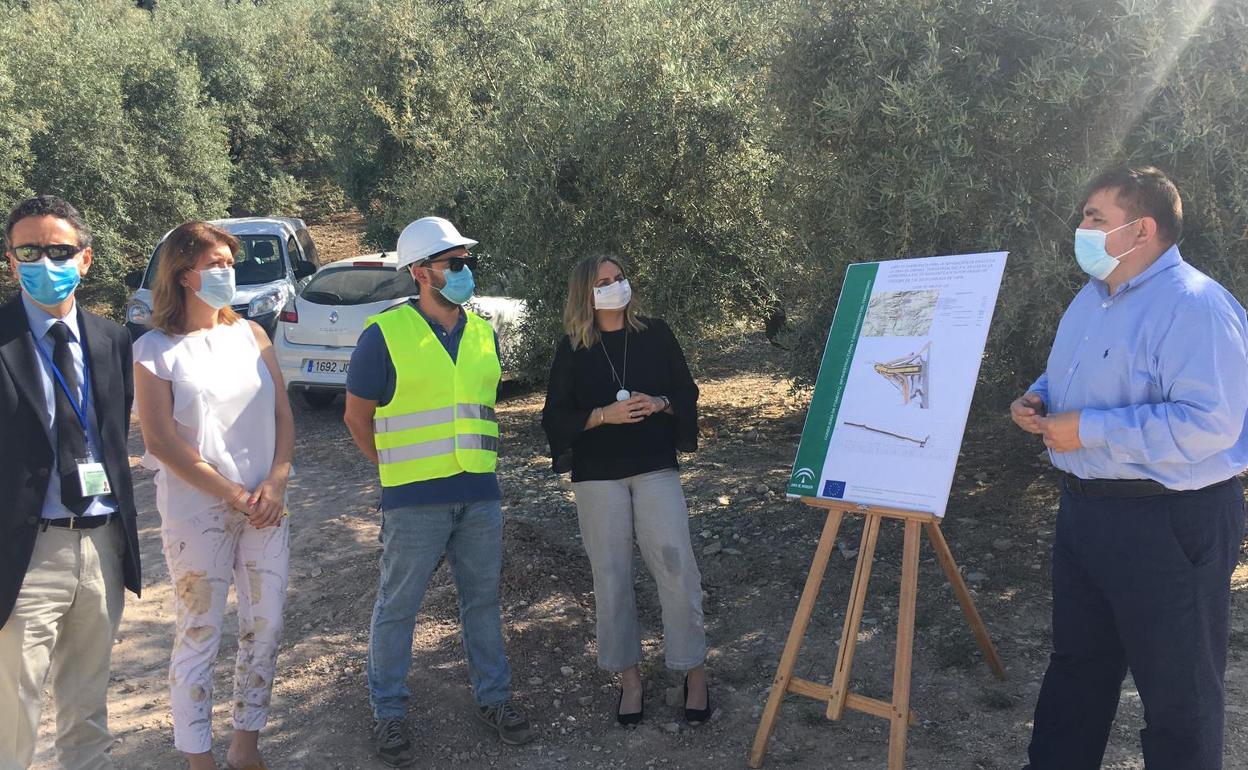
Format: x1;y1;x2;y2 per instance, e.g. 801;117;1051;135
786;252;1008;516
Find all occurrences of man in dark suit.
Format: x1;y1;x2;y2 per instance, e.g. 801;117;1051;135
0;195;141;770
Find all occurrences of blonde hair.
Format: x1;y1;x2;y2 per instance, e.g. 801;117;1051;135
150;221;241;334
563;255;647;350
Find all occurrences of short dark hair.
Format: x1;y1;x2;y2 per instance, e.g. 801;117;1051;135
1083;166;1182;245
4;195;93;250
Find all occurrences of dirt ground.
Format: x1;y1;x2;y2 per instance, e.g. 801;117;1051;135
29;217;1248;770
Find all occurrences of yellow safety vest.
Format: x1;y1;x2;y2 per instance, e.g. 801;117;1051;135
367;303;500;486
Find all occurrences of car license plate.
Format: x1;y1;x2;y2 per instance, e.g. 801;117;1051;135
305;359;349;374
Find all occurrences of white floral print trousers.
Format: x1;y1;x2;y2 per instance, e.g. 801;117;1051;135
160;505;289;754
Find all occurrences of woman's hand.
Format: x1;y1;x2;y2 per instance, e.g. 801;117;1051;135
225;485;253;515
627;392;667;417
599;395;651;425
245;476;288;528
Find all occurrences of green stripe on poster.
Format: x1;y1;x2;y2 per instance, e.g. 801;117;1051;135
787;262;878;497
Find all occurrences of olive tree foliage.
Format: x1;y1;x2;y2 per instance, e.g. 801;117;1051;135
0;0;343;310
3;0;1244;364
327;0;794;378
154;0;342;217
320;0;483;241
0;0;231;308
0;62;32;207
767;0;1248;397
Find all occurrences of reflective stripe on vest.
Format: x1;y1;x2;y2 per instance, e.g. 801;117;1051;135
373;404;497;434
377;434;500;465
367;304;500;485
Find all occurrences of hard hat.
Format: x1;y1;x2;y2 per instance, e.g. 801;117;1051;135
395;216;479;270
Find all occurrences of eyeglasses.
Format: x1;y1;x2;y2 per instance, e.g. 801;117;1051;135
9;244;84;263
423;255;477;272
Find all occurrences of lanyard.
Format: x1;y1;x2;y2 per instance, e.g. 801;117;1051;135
30;329;93;444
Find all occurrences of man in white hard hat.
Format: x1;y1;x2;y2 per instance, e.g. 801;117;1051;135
344;217;531;767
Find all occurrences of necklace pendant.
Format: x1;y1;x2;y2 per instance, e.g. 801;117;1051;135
615;389;631;402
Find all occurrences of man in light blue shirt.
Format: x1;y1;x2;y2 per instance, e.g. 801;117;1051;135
23;297;121;521
0;195;141;769
1012;167;1248;770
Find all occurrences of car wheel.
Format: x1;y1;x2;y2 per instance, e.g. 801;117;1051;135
301;391;338;409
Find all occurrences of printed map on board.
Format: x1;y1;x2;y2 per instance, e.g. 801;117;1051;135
861;289;940;337
785;253;1007;517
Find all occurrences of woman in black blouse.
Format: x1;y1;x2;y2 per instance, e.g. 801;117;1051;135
542;255;709;726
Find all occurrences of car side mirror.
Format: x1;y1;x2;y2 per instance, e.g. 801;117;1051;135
293;261;316;279
124;269;144;289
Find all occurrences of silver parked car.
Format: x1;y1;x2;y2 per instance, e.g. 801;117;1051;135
124;217;318;340
275;251;527;408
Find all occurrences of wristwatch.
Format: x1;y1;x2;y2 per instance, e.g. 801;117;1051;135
658;395;671;411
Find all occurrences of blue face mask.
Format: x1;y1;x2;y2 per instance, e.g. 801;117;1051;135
1074;218;1140;280
194;267;236;309
435;264;475;305
18;258;81;306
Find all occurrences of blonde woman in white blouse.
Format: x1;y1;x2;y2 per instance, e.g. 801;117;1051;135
133;221;293;770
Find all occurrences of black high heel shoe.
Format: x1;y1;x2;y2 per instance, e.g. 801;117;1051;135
683;674;711;724
616;688;644;727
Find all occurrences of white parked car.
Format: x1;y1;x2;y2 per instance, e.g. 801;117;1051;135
275;252;527;408
124;217;319;340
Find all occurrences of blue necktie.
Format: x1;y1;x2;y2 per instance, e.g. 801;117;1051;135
49;321;90;514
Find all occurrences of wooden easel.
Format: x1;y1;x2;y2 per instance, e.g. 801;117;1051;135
748;498;1006;769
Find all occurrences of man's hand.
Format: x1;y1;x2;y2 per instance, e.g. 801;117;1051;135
1038;411;1083;453
1010;391;1047;434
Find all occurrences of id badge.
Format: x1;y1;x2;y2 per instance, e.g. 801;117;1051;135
75;460;112;497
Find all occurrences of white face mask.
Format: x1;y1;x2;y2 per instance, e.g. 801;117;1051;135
194;266;236;309
1073;218;1141;281
593;279;632;310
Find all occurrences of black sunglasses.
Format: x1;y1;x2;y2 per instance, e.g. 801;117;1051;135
424;255;478;272
9;244;83;263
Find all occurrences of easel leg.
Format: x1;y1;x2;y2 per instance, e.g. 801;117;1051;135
923;522;1006;680
887;519;921;770
827;512;883;719
748;509;845;769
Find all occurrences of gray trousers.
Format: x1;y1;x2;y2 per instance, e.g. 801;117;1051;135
572;468;707;672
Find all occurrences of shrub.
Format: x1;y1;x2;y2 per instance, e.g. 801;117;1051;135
331;0;793;379
0;0;231;311
156;0;341;216
768;0;1248;398
3;0;1243;379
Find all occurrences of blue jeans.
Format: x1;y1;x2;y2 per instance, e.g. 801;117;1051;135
368;499;512;720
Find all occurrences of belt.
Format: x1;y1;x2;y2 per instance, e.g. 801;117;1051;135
41;513;115;531
1059;473;1233;498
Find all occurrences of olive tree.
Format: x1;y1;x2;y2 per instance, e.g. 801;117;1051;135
0;0;231;309
767;0;1248;396
332;0;793;378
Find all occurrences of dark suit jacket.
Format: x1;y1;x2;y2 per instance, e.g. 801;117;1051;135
0;296;141;626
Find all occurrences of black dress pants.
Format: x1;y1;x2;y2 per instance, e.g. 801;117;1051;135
1027;477;1245;770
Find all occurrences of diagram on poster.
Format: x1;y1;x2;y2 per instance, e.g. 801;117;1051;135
786;252;1007;517
870;341;931;408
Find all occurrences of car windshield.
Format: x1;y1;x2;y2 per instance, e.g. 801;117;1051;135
143;235;286;288
300;266;416;306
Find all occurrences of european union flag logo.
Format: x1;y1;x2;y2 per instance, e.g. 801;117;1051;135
823;480;846;499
